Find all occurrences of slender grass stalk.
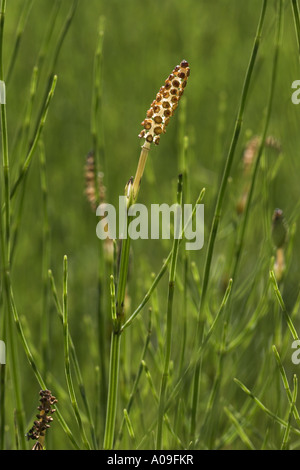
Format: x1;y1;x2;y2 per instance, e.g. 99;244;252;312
135;279;233;450
90;18;107;422
10;275;80;448
104;70;192;451
9;0;61;161
38;140;51;378
0;320;5;448
201;320;229;449
103;135;153;449
270;270;299;341
282;285;300;353
179;253;188;375
292;0;300;62
6;0;34;83
10;67;38;264
121;187;205;333
234;378;300;437
223;406;255;450
156;174;183;449
116;308;152;446
97;239;108;433
0;0;10;263
48;268;97;448
177;105;189;376
191;1;268;443
281;375;298;450
141;360;185;449
0;1;84;450
15;65;39;158
10;75;57;199
103;329;121;448
91;15;105;174
103;276;122;449
3;295;26;448
142;360;159;403
231;0;283;281
2;262;79;448
62;256;91;450
0;0;27;448
215;351;274;450
103;208;133;450
0;86;77;449
132;142;150;202
32;0;78;139
163;278;232;426
123;409;136;445
199;0;267;311
35;0;62;75
9;0;60;162
272;345;300;428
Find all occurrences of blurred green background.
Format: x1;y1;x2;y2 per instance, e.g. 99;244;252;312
2;0;300;449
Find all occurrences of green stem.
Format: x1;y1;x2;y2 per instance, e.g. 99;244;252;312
0;0;27;449
39;140;51;378
103;328;121;449
6;0;34;83
281;374;298;450
48;268;97;448
91;15;105;177
62;256;91;450
0;2;78;450
10;75;57;199
116;308;152;446
116;234;132;322
103;142;152;449
190;0;268;444
156;174;183;450
292;0;300;62
31;0;77;139
270;270;299;341
121;187;205;333
234;378;300;437
135;279;232;449
199;0;267;312
231;0;283;281
103;199;133;449
272;346;300;428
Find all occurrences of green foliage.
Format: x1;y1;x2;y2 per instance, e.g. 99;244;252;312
1;0;300;450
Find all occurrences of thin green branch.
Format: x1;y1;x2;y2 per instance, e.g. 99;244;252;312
156;174;183;450
62;256;91;450
10;75;57;199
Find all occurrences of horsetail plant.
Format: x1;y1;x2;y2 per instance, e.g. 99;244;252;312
26;389;58;450
103;60;190;450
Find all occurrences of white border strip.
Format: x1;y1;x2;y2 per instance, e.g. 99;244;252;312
0;80;6;104
0;340;5;364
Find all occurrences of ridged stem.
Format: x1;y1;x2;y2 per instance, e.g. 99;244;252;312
156;174;183;449
190;0;268;445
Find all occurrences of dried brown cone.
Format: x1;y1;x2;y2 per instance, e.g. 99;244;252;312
27;389;58;450
138;60;190;146
242;135;261;174
84;151;106;211
236;135;282;215
85;150;114;261
242;134;282;174
265;135;282;153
